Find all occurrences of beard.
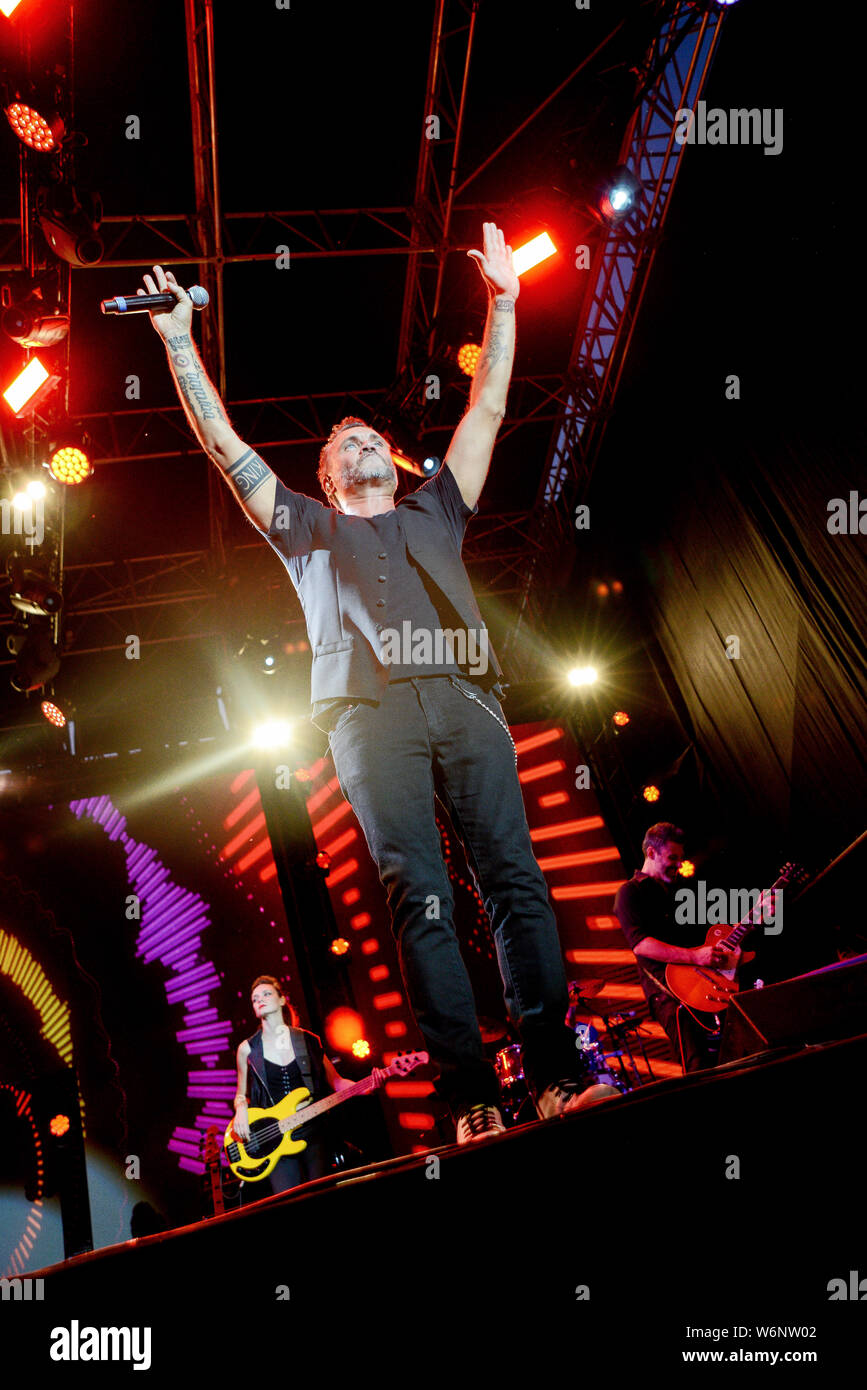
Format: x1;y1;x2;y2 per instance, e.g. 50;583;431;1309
346;455;396;486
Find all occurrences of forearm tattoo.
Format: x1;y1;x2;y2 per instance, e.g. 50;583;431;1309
494;297;515;313
226;448;271;501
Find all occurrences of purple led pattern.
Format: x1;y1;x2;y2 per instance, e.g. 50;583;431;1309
69;793;236;1176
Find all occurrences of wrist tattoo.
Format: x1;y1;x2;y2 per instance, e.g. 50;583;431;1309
166;334;192;352
493;297;515;313
226;448;270;501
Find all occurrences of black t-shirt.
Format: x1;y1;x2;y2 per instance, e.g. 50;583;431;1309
614;872;706;1003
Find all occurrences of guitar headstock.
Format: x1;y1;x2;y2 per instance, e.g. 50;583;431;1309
386;1051;429;1077
202;1125;221;1166
774;862;809;892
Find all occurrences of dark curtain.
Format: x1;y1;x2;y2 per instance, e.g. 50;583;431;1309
637;424;867;864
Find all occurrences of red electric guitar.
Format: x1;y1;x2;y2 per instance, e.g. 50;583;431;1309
665;862;808;1013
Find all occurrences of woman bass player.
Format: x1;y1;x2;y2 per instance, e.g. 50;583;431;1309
233;975;386;1200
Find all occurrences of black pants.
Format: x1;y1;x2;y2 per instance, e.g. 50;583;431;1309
241;1143;332;1203
650;993;722;1073
327;674;580;1115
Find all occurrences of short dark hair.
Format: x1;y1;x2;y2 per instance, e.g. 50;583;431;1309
642;822;685;857
317;416;370;508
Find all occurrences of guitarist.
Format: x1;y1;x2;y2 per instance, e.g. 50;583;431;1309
614;824;739;1073
233;975;385;1200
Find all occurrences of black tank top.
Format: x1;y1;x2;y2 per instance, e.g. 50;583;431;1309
263;1055;305;1098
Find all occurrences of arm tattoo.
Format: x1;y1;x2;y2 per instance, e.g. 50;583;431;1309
166;334;192;352
176;365;230;425
494;297;515;313
481;324;508;370
226;448;271;501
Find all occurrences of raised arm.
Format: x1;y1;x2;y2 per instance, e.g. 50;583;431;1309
444;223;519;511
140;265;276;532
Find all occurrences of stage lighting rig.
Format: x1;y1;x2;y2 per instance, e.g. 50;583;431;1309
594;166;642;227
6;553;62;616
3;84;65;153
48;441;92;484
37;180;103;267
2;355;61;415
1;271;69;348
7;620;60;692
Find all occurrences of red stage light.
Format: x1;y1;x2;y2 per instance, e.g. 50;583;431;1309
4;357;59;415
325;1006;365;1051
642;784;661;803
678;860;696;878
49;1113;70;1137
330;937;350;956
315;849;331;872
5;102;64;152
612;710;630;727
611;580;624;594
596;582;610;597
511;231;557;276
351;1039;371;1059
41;700;66;728
48;445;92;485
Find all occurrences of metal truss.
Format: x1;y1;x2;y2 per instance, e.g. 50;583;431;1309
0;1;728;684
77;372;571;466
0;506;537;661
504;0;728;674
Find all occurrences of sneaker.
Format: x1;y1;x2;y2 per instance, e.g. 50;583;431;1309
535;1078;620;1120
455;1103;507;1144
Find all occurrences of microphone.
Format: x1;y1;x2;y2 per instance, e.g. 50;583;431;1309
100;285;210;315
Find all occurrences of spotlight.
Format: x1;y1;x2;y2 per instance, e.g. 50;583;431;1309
596;167;641;226
512;231;557;276
2;304;69;349
421;456;441;476
26;479;46;499
329;937;350;956
1;2;28;18
612;710;630;727
3;356;61;415
41;699;66;728
642;784;661;803
8;623;60;692
595;582;610;598
251;718;293;750
567;666;598;687
48;444;92;484
315;850;331;874
4;100;65;153
678;860;696;877
351;1039;371;1060
37;183;103;267
6;556;62;616
457;343;481;377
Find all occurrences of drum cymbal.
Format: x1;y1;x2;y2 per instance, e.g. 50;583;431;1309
567;978;606;1000
477;1016;508;1043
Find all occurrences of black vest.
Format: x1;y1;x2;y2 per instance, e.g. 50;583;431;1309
266;473;505;708
245;1027;327;1110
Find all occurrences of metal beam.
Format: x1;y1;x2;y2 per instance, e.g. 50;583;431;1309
504;0;728;675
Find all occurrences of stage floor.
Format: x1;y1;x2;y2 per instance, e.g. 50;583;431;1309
13;1031;866;1378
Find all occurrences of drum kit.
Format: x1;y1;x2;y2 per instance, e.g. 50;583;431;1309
485;979;648;1122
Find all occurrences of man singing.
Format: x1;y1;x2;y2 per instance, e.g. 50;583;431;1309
141;224;590;1142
